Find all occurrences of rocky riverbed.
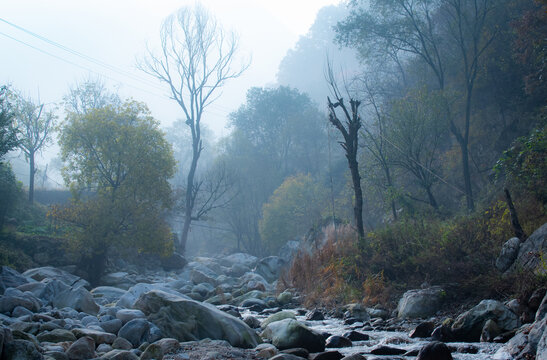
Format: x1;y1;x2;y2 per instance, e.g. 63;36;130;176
0;248;545;359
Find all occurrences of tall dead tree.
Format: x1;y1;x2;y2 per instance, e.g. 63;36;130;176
139;4;248;254
326;65;365;239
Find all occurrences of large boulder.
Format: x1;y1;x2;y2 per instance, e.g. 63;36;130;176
416;341;453;360
66;336;95;360
0;267;30;295
397;287;445;319
261;311;296;329
134;289;260;348
90;286;126;305
100;272;135;290
52;286;99;315
117;318;161;347
116;283;188;309
511;222;547;274
451;299;520;342
0;288;41;314
160;253;187;271
255;256;285;283
220;253;258;269
3;339;43;360
496;237;521;272
262;318;325;352
23;267;89;289
190;269;217;286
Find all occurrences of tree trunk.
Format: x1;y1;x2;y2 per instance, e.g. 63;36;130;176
180;149;199;254
349;157;365;239
28;151;35;204
425;185;438;210
461;143;474;211
504;188;527;241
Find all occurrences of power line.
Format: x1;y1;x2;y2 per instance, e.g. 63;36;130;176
0;17;234;118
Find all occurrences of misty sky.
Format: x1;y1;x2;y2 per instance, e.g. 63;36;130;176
1;0;341;138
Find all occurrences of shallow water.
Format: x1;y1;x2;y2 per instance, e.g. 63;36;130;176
247;309;505;359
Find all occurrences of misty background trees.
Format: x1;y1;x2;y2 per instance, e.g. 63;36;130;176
0;0;545;272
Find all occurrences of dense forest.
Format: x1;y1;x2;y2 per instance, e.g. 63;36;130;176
1;0;546;306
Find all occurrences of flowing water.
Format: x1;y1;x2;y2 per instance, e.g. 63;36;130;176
245;309;505;359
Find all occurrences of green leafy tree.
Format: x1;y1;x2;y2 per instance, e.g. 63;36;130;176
218;86;327;255
12;92;56;203
495;121;547;203
0;86;18;161
55;99;176;284
260;174;326;254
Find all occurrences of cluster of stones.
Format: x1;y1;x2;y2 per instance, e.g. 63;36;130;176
0;221;545;360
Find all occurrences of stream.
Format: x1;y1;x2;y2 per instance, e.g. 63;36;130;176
244;308;505;359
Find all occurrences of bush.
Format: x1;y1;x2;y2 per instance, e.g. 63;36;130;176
287;196;547;308
0;162;22;229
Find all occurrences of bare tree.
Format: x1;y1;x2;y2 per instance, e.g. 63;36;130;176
139;4;248;253
326;64;365;239
13;92;56;203
337;0;499;211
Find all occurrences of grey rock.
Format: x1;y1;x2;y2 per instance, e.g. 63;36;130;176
241;297;267;310
261;310;296;329
23;267;89;289
190;269;217;286
12;305;33;318
496;237;521;272
116;283;187;309
44;351;68;360
101;272;136;290
325;335;352;348
134;289;259;348
481;319;501;342
416;341;453;360
243;315;261;329
116;309;145;324
52;287;99;315
66;336;95;360
96;343;113;353
277;291;293;305
37;328;77;343
0;289;41;314
152;338;180;354
90;286;126;305
72;328;116;345
538;324;547;360
0;267;30;295
270;355;305;360
139;343;163;360
160;253;187;271
262;318;325;352
511;222;547;274
118;318;159;348
220;253;258;269
397;287;446;319
3;339;43;360
255;256;285;283
344;303;370;322
112;337;133;350
99;349;139;359
537;292;547;322
451;299;520;342
99;319;123;334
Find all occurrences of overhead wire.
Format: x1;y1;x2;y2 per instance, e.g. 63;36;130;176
0;17;234;118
